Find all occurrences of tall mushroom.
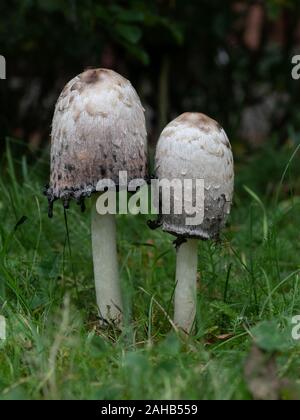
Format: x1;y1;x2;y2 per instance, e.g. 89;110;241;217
153;113;234;333
45;68;147;326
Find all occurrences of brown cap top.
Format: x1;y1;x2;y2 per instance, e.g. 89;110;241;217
45;68;148;216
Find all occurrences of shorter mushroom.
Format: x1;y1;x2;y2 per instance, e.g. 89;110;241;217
153;113;234;333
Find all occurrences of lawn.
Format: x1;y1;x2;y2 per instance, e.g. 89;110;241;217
0;140;300;400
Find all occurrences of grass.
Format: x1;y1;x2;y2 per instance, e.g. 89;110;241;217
0;139;300;400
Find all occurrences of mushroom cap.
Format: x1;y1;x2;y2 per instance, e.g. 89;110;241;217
46;68;147;213
155;112;234;240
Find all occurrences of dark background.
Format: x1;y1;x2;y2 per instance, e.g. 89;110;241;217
1;0;300;157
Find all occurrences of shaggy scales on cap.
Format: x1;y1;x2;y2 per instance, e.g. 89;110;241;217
46;68;147;215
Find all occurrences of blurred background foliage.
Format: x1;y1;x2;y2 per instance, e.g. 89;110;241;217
1;1;300;400
1;0;300;156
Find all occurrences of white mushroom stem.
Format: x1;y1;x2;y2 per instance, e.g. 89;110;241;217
174;239;198;333
91;196;123;326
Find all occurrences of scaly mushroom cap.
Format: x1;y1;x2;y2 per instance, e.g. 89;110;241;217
45;68;147;215
155;113;234;240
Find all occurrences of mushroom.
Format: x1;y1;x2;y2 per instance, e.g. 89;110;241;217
45;68;148;326
153;113;234;333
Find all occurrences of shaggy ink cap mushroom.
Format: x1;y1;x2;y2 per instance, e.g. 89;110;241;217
46;68;148;216
46;68;148;327
154;112;234;333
